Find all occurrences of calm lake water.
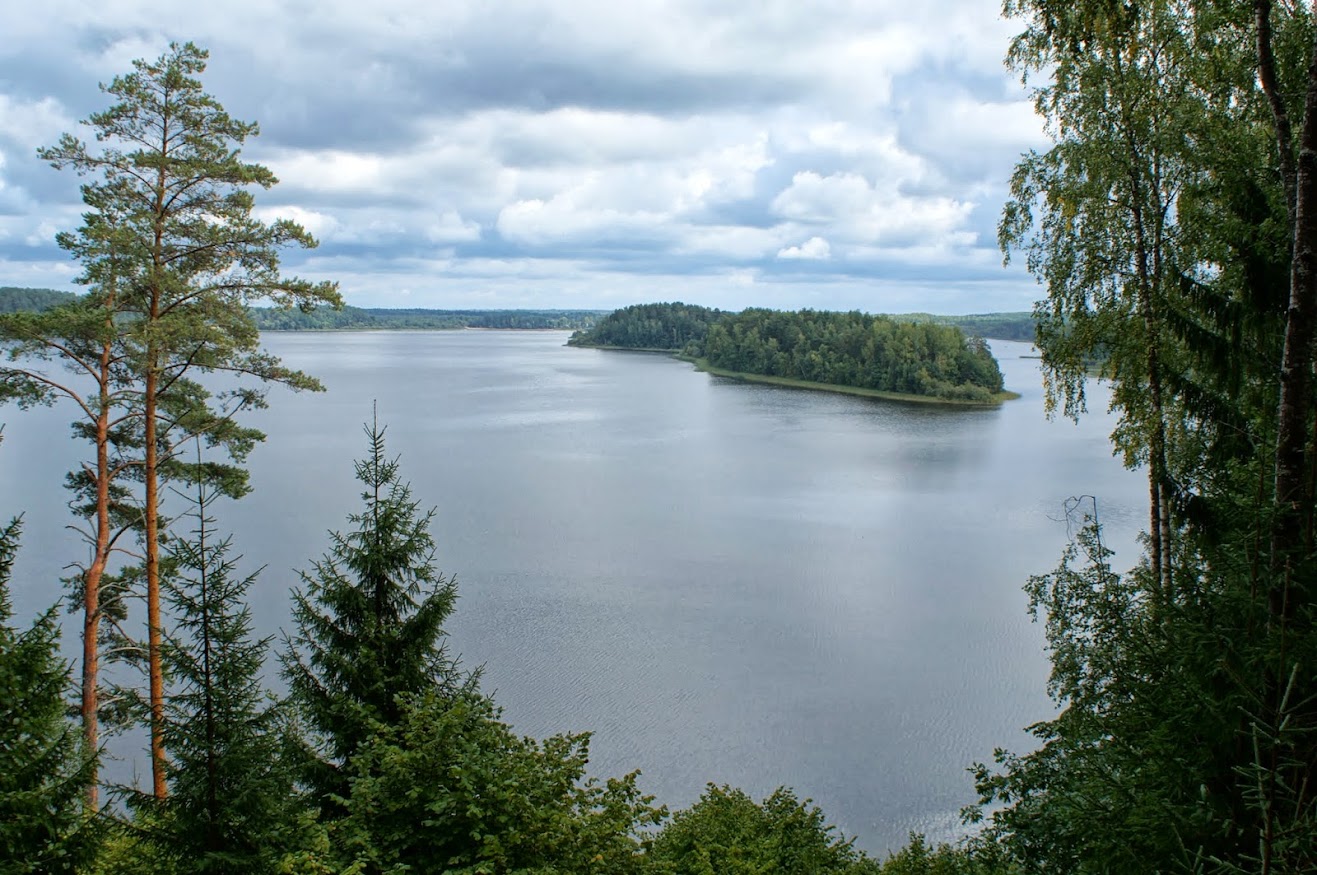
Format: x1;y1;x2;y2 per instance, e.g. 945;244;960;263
0;330;1146;854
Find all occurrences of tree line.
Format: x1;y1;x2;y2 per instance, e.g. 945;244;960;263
251;305;604;331
0;288;77;314
893;313;1036;343
567;301;726;350
1;289;604;333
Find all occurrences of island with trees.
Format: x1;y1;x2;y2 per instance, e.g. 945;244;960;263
570;302;1012;404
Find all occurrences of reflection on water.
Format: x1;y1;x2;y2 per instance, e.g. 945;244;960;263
0;331;1145;854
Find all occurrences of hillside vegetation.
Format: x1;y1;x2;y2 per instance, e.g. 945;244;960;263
0;287;77;313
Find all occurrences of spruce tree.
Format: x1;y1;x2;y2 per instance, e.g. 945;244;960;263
0;515;100;873
128;467;306;873
284;413;465;808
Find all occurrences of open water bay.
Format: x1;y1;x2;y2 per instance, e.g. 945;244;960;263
0;330;1146;854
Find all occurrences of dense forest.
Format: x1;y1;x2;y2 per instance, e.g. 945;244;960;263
0;287;77;313
8;0;1317;868
699;309;1006;402
571;303;1038;349
566;301;725;349
571;302;1007;402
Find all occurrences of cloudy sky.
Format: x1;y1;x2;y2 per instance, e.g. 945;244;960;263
0;0;1046;314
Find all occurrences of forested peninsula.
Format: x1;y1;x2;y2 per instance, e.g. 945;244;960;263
569;302;1013;404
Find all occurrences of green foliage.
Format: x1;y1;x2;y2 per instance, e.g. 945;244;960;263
91;813;178;875
702;309;1004;401
647;784;878;875
337;690;664;874
35;42;346;798
0;287;77;314
893;313;1037;343
568;302;724;350
571;304;1009;400
876;834;1014;875
123;477;309;873
979;2;1317;872
38;40;344;497
284;415;466;808
0;516;101;874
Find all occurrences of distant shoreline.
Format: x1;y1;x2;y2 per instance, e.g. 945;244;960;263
256;325;580;333
682;357;1020;406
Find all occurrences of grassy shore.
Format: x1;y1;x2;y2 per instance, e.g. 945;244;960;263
679;356;1020;406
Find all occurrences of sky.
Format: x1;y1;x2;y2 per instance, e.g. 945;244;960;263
0;0;1048;314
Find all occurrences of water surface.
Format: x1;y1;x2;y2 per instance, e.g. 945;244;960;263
0;330;1146;853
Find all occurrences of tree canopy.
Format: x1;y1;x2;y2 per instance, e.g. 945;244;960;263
975;1;1317;871
701;309;1005;402
568;301;725;350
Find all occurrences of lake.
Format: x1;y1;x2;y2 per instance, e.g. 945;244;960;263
0;330;1146;855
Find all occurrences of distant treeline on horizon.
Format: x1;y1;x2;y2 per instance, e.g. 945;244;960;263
0;288;607;331
1;287;1037;343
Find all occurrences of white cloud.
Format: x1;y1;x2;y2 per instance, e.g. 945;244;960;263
771;171;976;247
496;195;670;246
24;221;58;246
267;150;386;194
254;205;341;239
778;236;831;260
424;211;481;243
0;0;1041;311
0;95;74;151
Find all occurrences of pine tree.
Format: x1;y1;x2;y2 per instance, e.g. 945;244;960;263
128;464;306;873
284;413;465;809
38;41;341;797
0;514;100;873
1;280;140;807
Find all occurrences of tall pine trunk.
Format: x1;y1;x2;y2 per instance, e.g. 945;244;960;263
145;362;165;799
146;159;167;798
